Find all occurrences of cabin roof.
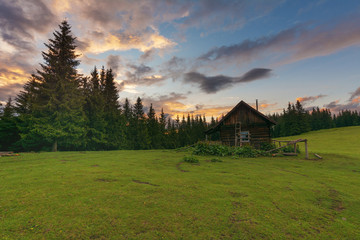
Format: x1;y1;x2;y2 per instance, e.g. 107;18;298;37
205;100;276;134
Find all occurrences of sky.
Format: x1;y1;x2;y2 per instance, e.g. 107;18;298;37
1;0;360;119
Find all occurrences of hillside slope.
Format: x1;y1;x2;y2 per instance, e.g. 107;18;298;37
276;126;360;157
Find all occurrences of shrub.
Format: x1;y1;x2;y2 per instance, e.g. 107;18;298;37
183;155;199;163
210;158;223;162
193;142;231;156
192;142;268;158
260;142;277;151
233;145;259;158
282;145;300;153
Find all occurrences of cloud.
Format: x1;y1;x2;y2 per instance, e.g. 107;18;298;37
140;49;156;62
239;68;272;82
80;54;99;65
184;68;272;93
349;86;360;101
141;92;233;120
0;51;34;85
259;102;277;110
177;0;282;33
0;83;23;102
0;0;56;52
53;0;281;56
106;55;122;73
120;64;166;89
296;94;327;104
198;16;360;67
0;0;58;103
161;56;188;81
53;0;181;54
351;96;360;104
83;30;176;54
323;100;360;112
141;92;189;114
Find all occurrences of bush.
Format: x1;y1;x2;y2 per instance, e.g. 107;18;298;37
282;145;300;153
233;145;259;158
260;142;277;151
192;142;266;158
193;142;231;156
183;155;199;163
210;158;223;162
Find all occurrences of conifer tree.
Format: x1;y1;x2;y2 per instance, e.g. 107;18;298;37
133;97;150;149
147;104;160;148
83;67;107;149
158;108;166;147
0;98;20;150
17;20;86;151
103;68;125;149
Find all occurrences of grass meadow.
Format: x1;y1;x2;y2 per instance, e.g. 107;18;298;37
1;126;360;239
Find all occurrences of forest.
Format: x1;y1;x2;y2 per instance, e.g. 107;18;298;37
1;21;359;152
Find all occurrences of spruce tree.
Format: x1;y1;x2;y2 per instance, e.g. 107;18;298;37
147;104;160;148
133;97;150;149
83;67;107;149
103;68;125;149
17;20;86;151
158;108;166;147
0;98;20;150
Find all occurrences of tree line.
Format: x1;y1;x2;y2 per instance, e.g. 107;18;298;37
270;101;360;137
0;21;219;152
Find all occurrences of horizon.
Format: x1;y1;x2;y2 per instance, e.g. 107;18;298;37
1;0;360;119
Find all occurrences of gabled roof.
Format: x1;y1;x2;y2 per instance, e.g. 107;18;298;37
205;100;276;134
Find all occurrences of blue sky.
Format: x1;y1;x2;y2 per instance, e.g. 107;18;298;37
1;0;360;119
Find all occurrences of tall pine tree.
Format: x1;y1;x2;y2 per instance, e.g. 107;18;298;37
17;21;86;151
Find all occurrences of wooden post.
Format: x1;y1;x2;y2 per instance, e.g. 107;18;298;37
205;134;208;141
305;140;308;159
52;139;58;152
294;143;297;154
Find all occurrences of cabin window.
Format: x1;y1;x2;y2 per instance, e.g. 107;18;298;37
240;131;250;142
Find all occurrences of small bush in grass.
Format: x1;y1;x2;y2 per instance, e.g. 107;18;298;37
183;155;199;163
210;158;223;162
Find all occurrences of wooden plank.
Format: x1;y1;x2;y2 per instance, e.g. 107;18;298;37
283;153;297;156
314;153;322;159
266;139;306;153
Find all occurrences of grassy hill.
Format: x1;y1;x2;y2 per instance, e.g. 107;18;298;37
276;126;360;158
1;127;359;239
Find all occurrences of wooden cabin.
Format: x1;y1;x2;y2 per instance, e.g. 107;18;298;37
205;100;276;148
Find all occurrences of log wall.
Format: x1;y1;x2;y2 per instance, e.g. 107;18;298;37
220;105;271;148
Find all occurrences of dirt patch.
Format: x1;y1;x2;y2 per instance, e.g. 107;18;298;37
232;201;242;208
132;179;159;187
272;201;285;214
90;234;106;239
176;162;189;172
229;213;255;224
229;191;248;198
280;169;308;177
329;189;345;212
95;178;117;182
60;159;77;162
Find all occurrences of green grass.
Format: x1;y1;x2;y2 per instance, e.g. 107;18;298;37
1;127;360;239
276;126;360;158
